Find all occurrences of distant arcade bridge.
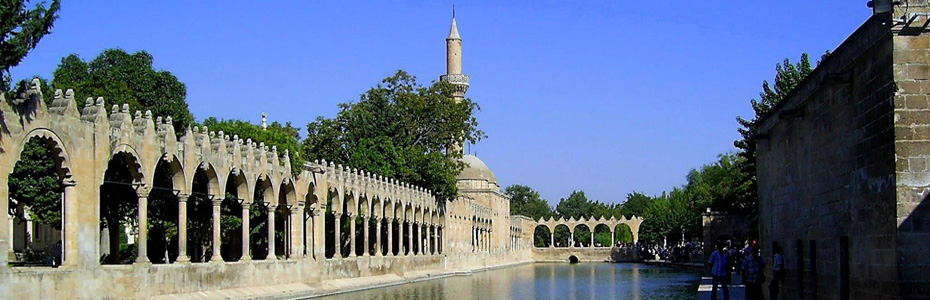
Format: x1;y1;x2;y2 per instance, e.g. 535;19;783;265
531;216;644;262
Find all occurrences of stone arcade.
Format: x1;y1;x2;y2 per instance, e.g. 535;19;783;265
0;15;642;299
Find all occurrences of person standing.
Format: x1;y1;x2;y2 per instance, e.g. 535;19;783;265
769;245;785;300
742;247;766;300
708;243;730;300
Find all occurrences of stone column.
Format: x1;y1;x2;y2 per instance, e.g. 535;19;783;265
375;217;382;257
387;218;394;256
348;213;356;258
241;203;251;261
550;231;555;248
291;204;303;259
175;194;190;263
569;230;574;248
417;223;423;255
333;212;342;259
313;207;326;260
361;215;369;256
590;231;594;248
610;230;615;248
62;179;77;266
210;199;223;262
266;205;277;260
135;187;150;264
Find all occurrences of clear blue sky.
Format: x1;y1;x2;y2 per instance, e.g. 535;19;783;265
10;1;871;206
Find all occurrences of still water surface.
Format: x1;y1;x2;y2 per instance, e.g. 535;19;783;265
313;263;700;300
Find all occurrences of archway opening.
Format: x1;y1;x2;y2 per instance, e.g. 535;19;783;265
568;255;579;264
553;224;570;248
391;217;400;256
339;194;353;258
354;197;368;257
533;225;551;247
8;136;67;267
187;165;217;262
573;224;591;248
249;176;273;260
99;152;142;265
275;181;295;259
147;158;181;264
614;224;633;246
220;171;246;261
593;224;612;248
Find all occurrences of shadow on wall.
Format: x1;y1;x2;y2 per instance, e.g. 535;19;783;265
898;192;930;295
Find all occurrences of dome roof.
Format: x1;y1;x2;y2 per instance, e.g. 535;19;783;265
457;154;497;184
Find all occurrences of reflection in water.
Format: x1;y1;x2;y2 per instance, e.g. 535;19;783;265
311;263;699;300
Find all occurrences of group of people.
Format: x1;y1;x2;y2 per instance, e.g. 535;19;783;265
707;240;784;300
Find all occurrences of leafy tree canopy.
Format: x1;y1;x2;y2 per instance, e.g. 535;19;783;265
505;184;554;221
303;70;484;202
52;48;194;133
0;0;60;91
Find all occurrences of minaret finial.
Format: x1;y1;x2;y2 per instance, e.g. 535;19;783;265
453;4;456;19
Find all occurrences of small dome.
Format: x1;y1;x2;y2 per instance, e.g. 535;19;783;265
457;154;497;184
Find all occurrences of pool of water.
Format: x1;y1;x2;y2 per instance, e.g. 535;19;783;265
311;263;701;300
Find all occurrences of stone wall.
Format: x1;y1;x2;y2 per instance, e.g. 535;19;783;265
756;3;930;299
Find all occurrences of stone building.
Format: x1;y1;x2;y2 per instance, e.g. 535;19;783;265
755;3;930;299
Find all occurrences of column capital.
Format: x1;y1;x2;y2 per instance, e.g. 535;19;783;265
266;204;278;212
136;184;152;197
212;199;223;206
62;178;77;187
178;193;190;202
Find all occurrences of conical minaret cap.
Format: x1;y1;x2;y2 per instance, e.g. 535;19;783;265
448;17;461;40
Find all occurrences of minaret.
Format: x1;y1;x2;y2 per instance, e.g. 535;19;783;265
440;7;469;103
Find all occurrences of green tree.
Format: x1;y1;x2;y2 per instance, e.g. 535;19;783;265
303;70;484;202
734;54;815;217
0;0;60;90
685;153;752;214
620;191;651;219
8;137;60;228
52;48;194;132
505;184;553;221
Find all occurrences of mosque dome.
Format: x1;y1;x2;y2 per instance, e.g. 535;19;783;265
457;154;498;185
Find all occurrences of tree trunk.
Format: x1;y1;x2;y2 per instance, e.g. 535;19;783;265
107;218;121;263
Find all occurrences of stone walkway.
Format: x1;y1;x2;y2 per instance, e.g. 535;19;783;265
695;274;746;300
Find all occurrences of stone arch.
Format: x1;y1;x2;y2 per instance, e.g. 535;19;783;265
278;179;297;207
9;128;73;179
109;147;146;185
220;169;248;262
250;174;275;260
572;224;592;247
192;163;221;197
593;223;612;247
275;179;296;259
145;155;184;264
6;132;73;267
533;224;552;248
553;224;571;248
614;223;633;245
99;150;145;264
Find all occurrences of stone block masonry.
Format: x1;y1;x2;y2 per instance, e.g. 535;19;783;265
755;2;930;299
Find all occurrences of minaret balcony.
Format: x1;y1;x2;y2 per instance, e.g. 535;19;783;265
440;74;470;87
